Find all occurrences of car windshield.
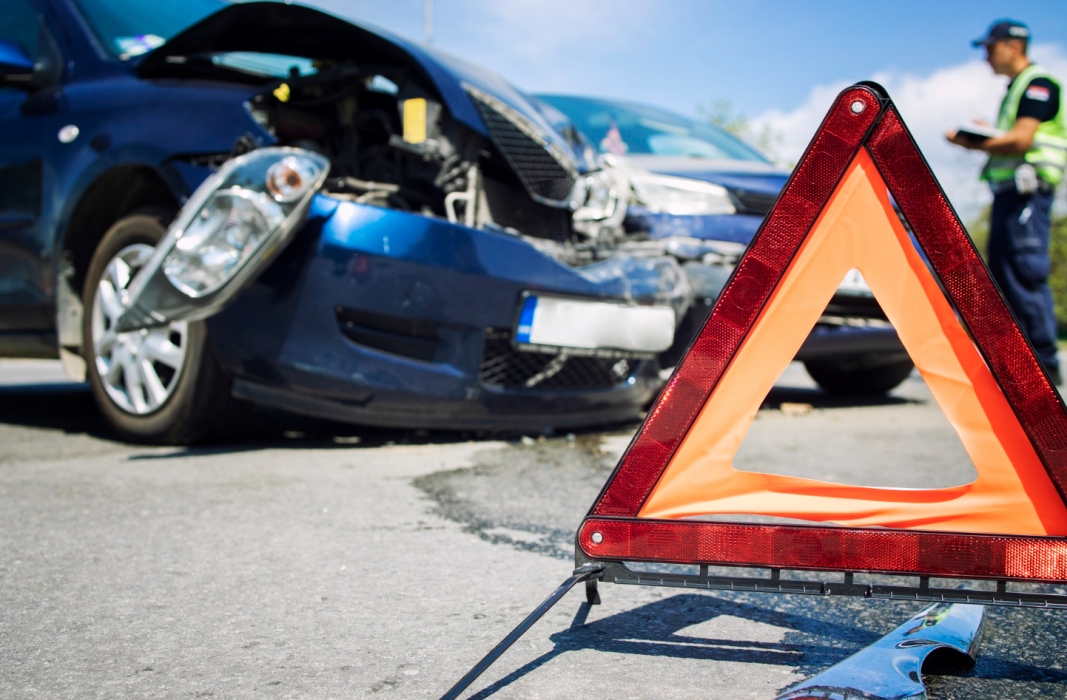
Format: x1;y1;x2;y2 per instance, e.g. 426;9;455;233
72;0;229;60
537;95;769;163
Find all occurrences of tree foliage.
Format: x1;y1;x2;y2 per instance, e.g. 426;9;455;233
698;98;789;166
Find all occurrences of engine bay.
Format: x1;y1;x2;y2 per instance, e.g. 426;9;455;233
243;61;600;254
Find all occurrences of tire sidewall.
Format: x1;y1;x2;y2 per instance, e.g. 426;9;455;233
82;212;214;443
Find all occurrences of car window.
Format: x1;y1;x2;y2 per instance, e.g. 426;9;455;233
0;0;39;59
71;0;228;59
537;95;769;163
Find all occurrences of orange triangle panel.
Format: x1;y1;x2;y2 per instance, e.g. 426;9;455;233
579;84;1067;583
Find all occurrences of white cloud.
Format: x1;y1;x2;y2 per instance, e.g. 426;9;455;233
753;44;1067;221
437;0;659;93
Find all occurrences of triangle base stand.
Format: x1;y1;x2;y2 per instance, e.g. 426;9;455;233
438;553;1067;699
579;552;1067;609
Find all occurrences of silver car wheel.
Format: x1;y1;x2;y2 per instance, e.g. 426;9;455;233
90;243;189;415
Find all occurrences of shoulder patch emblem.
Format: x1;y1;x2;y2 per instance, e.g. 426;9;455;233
1026;85;1051;101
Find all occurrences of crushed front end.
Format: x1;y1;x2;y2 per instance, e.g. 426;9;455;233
122;9;693;430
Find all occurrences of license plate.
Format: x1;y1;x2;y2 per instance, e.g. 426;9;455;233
514;294;675;359
836;268;873;296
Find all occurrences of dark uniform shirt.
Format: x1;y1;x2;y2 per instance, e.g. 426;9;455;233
1011;75;1061;122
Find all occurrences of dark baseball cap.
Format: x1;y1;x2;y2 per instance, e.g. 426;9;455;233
972;20;1031;47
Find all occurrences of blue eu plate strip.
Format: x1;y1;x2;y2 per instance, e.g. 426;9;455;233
515;296;538;343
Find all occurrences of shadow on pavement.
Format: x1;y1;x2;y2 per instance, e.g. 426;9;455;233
0;383;113;438
761;385;918;411
0;381;635;456
465;593;875;698
463;592;1067;699
0;375;918;457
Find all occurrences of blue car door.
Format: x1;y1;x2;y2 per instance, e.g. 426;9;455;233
0;0;55;345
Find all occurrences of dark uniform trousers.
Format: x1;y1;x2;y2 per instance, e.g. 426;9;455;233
988;186;1059;370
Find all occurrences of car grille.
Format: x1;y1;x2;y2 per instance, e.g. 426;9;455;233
465;85;577;206
729;188;779;217
480;328;635;391
482;176;572;241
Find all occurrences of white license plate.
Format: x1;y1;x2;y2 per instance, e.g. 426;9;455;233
836;268;872;296
514;294;675;357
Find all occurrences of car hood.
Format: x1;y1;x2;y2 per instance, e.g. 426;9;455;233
622;154;790;199
136;2;573;156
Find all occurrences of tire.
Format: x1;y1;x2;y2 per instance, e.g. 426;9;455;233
82;210;240;444
804;357;915;397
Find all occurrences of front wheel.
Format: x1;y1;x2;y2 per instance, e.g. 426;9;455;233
82;210;240;443
804;357;915;397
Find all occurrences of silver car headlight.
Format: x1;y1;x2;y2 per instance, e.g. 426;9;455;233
162;152;328;297
115;148;329;331
630;172;736;216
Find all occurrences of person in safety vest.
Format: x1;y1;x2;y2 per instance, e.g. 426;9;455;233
947;19;1066;385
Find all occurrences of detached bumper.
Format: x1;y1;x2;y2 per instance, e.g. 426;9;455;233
207;196;661;431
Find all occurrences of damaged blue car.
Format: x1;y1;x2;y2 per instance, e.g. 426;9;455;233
1;0;695;442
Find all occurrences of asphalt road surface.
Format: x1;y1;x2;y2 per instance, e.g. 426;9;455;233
2;358;1066;699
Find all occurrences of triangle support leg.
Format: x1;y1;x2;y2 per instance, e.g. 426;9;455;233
438;565;603;700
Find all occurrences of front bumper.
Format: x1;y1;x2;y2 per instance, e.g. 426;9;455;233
207;195;663;430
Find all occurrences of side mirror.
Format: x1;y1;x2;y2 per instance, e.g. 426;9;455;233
0;39;36;88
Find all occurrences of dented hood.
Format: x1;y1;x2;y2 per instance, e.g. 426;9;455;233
136;2;573;154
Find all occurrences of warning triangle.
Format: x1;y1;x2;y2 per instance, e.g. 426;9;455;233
579;83;1067;583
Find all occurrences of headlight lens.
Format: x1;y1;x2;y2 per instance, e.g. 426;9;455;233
163;190;285;296
630;173;737;216
160;148;329;298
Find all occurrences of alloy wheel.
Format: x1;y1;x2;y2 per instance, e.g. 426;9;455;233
91;243;189;415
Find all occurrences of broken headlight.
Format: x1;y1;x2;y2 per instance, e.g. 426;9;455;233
630;172;736;216
114;148;329;331
163;152;328;297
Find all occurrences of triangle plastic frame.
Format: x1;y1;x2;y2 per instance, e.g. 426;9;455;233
576;82;1067;585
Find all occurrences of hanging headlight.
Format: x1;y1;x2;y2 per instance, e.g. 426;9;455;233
163;189;286;297
630;172;737;216
115;147;329;331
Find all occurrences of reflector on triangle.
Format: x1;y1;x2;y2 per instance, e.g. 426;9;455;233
579;83;1067;582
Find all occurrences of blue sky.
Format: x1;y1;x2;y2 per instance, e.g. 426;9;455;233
304;1;1065;119
302;0;1065;215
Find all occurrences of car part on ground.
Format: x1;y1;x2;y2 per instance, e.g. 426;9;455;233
82;211;242;443
776;603;984;700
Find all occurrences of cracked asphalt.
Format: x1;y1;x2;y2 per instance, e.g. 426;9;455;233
1;358;1066;698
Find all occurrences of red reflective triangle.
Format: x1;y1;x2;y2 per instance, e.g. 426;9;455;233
579;84;1067;583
